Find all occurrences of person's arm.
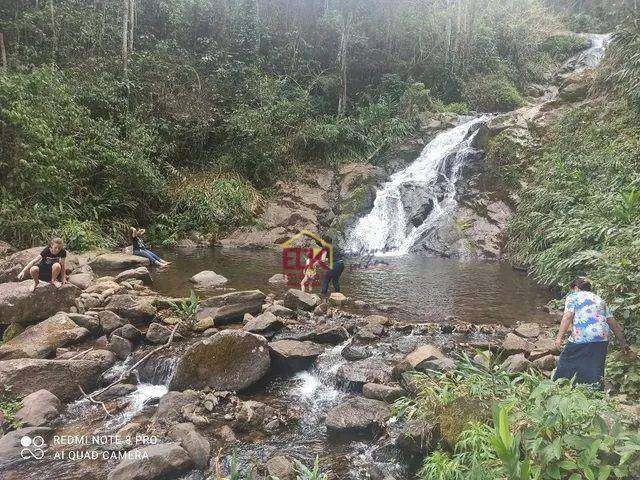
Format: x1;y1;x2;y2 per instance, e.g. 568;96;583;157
606;317;629;352
17;255;42;280
555;309;575;350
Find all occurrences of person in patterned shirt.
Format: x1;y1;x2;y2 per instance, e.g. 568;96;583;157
553;277;630;390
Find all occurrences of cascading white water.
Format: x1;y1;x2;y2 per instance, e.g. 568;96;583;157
344;116;487;255
572;33;611;72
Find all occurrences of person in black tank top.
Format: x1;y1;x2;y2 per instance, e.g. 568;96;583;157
18;237;68;291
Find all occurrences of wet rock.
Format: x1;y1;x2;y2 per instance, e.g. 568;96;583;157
268;274;288;284
189;270;229;288
365;314;392;326
530;338;558;360
68;272;95;290
0;426;53;462
0;281;80;325
514;323;541;339
404;345;446;371
146;322;172;344
94;383;137;402
284;289;320;311
501;333;534;355
192;316;215;332
106;442;193;480
112;323;143;342
196;290;266;326
341;344;370;361
15;389;61;427
337;358;394;389
395;420;436;456
503;353;531;374
311;324;349;344
422;357;456;373
325;396;391;435
104;295;157;323
264;304;295;318
269;340;324;371
0;358;103;402
313;303;328;315
170;330;270;392
362;383;405;403
154;391;199;427
82;349;116;369
355;323;384;341
329;292;348;306
68;313;101;334
168;422;211;470
0;312;89;360
115;267;153;285
91;253;150;270
235;400;275;430
216;425;238;444
243;311;285;334
266;455;296;480
399;371;421;396
533;354;558;371
109;335;133;360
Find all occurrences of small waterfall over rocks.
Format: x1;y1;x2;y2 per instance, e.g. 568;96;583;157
344;116;488;255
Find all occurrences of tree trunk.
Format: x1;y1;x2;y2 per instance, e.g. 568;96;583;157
128;0;135;53
0;32;6;74
338;11;352;116
121;0;129;74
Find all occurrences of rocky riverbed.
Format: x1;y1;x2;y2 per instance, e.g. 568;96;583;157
0;246;590;480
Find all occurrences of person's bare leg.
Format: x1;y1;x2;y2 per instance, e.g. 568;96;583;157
29;266;40;292
51;263;62;288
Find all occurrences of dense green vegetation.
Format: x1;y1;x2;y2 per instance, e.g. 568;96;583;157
0;0;626;249
506;21;640;342
395;356;640;480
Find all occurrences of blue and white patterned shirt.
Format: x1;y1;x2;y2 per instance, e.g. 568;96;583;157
564;290;611;344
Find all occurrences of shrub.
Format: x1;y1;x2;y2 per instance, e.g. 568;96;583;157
464;74;524;112
397;356;640;480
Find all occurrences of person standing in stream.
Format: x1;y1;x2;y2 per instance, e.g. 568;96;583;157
320;239;345;295
553;276;631;390
131;227;170;267
17;237;68;291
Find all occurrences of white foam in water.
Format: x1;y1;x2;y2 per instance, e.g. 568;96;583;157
106;383;168;429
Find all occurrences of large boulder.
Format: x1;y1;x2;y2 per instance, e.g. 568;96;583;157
243;312;285;334
362;383;405;403
325;396;391;435
514;323;541;339
337;358;394;389
503;353;531;374
104;294;157;323
0;358;103;402
168;423;210;470
91;253;150;270
395;420;437;456
189;270;228;288
68;272;95;290
115;267;153;285
169;330;270;392
195;290;266;326
14;389;61;427
0;281;80;325
106;442;193;480
269;340;324;371
0;312;89;360
284;289;320;311
501;333;534;355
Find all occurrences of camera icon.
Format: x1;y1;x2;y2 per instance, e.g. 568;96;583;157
20;435;46;460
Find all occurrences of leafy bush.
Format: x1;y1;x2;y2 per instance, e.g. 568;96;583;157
397;356;640;480
464;74;524;112
606;348;640;399
507;99;640;341
540;34;589;61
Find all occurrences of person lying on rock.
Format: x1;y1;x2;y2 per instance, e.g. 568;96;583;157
553;276;631;391
131;227;170;267
17;237;68;291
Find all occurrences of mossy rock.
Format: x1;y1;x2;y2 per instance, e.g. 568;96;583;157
2;323;25;343
340;185;376;217
436;396;491;448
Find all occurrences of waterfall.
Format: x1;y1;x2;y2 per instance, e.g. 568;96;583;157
344;116;488;255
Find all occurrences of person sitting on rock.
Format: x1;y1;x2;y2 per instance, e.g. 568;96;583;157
553;276;631;390
17;237;68;291
131;227;170;267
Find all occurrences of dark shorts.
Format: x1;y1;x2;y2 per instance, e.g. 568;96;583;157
553;341;608;390
38;262;59;282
